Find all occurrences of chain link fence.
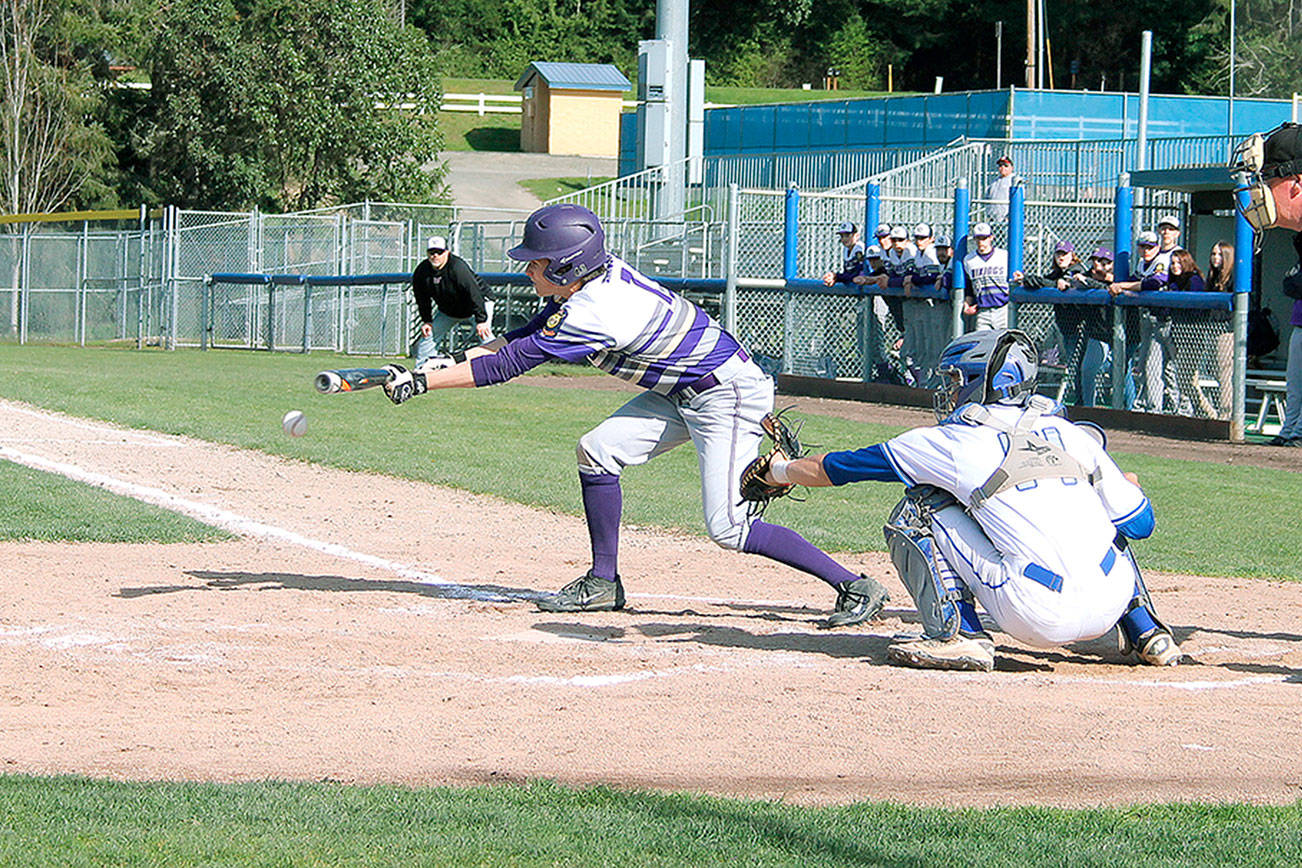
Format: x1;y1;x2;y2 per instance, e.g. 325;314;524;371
2;185;1247;432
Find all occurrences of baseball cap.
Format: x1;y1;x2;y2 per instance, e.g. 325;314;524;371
1090;246;1113;262
913;222;932;238
890;225;907;240
1157;214;1180;230
996;155;1013;166
971;222;993;238
1137;230;1158;247
1053;240;1075;254
874;222;891;238
1262;123;1302;178
427;235;448;252
865;244;884;258
934;235;951;248
835;220;856;234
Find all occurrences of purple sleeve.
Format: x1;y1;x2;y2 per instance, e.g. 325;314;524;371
470;331;599;386
503;298;562;342
1140;274;1166;291
469;334;552;386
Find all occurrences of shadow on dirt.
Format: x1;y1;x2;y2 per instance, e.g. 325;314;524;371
116;569;545;604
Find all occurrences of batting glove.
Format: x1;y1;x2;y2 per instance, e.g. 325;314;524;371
383;364;428;405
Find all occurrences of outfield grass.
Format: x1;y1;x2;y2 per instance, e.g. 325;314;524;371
518;175;615;201
0;345;1297;580
0;460;231;543
1;775;1299;867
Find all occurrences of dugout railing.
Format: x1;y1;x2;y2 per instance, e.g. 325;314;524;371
204;270;1239;432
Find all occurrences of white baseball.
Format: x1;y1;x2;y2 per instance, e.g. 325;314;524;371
282;409;307;438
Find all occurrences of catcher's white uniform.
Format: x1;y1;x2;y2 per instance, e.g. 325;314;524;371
823;402;1152;647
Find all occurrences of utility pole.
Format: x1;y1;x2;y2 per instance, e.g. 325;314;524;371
996;21;1003;88
1025;0;1036;88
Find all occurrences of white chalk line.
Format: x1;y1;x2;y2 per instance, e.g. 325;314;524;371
0;401;822;611
3;403;1296;693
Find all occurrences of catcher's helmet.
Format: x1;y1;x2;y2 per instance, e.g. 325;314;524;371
507;203;608;286
933;328;1038;421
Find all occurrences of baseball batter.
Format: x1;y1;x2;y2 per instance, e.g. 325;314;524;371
748;329;1181;671
382;203;889;623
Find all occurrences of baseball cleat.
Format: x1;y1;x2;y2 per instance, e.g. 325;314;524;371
536;571;625;612
887;632;995;672
1133;628;1183;666
824;575;890;628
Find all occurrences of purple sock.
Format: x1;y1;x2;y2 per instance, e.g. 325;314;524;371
580;472;621;580
743;520;859;588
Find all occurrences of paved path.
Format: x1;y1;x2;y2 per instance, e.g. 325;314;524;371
441;152;618;221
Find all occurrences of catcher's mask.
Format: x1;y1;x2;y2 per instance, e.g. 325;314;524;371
1233;123;1302;234
933;328;1038;422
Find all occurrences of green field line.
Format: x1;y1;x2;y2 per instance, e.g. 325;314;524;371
0;776;1299;866
0;345;1296;580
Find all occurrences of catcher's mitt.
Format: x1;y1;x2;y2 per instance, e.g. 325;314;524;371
739;409;807;515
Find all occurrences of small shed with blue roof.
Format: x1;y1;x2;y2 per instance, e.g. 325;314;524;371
515;61;632;157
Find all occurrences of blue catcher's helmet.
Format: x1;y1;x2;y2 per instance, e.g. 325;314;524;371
507;203;608;286
933;328;1038;421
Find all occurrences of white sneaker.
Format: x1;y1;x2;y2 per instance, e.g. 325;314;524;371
887;632;995;672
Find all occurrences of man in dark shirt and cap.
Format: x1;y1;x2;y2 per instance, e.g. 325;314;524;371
410;235;493;366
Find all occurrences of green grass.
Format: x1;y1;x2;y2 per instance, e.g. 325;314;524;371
438;110;520;152
0;344;1297;580
1;775;1299;867
518;175;614;201
0;460;231;543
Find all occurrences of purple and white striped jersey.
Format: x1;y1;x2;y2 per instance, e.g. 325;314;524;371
470;256;744;395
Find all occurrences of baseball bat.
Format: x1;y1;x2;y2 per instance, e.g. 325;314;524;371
314;368;392;394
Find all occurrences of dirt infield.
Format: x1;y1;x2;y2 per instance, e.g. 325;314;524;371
2;391;1300;808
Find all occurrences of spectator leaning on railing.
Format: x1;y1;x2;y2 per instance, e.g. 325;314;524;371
1067;247;1118;406
1013;240;1086;399
902;222;947;387
1135;222;1186;415
822;221;865;287
1165;249;1208;418
1205;242;1235;419
1110;229;1178;413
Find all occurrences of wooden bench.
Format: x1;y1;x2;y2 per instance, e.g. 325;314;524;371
1246;368;1289;435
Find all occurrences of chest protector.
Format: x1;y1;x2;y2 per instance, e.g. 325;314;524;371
957;396;1097;510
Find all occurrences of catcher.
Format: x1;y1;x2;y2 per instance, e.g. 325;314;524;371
382;203;888;626
741;329;1181;672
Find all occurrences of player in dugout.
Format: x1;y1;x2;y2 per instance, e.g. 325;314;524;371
380;203;891;625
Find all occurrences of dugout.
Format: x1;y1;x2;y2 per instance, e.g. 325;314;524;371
515;62;632;158
1130;166;1297;358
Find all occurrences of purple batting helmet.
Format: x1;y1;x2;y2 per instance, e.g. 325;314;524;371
508;203;608;286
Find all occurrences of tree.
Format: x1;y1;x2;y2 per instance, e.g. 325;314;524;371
0;0;115;215
140;0;444;211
